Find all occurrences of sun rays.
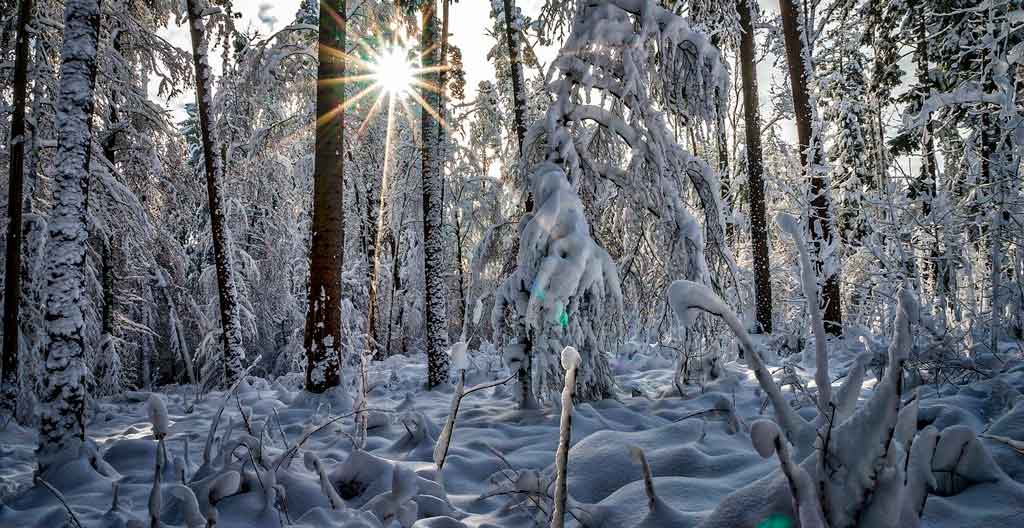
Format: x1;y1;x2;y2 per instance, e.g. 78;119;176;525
314;2;453;149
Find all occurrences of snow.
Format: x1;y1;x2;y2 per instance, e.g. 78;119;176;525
447;342;469;373
2;1;1024;528
147;395;169;439
749;419;780;458
0;343;1019;527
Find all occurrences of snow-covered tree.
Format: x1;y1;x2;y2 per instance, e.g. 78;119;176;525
37;0;103;471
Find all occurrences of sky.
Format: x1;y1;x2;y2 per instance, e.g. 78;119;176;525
154;1;828;167
155;0;551;120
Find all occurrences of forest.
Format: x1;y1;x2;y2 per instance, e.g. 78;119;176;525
1;0;1023;526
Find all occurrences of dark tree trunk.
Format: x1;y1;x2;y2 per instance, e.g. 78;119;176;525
738;0;773;334
501;0;535;404
421;4;450;388
186;0;246;386
502;0;532;211
777;0;842;335
304;0;347;392
910;8;938;217
37;0;102;470
1;0;33;417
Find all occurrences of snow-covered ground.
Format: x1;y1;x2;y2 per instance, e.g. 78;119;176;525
2;340;1023;527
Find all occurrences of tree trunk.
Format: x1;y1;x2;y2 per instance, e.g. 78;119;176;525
1;0;33;417
304;0;347;392
37;0;102;471
711;33;733;244
910;9;946;317
777;0;842;335
501;0;535;404
421;4;450;388
738;0;773;334
502;0;528;155
186;0;246;387
368;96;397;360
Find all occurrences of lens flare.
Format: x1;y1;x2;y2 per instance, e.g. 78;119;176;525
374;47;414;96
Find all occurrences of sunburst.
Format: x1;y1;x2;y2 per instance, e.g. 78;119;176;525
314;2;453;147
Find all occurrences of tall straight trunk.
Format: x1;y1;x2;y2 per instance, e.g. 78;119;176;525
910;6;938;215
438;0;451;131
37;0;101;471
501;0;531;211
421;4;450;388
980;114;1003;356
777;0;842;335
711;34;732;243
911;9;946;315
738;0;773;334
454;212;466;335
304;0;346;392
186;0;245;387
368;95;396;360
1;0;33;416
501;0;535;405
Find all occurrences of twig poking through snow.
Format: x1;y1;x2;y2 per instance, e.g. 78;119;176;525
551;346;580;528
35;477;84;528
630;446;657;512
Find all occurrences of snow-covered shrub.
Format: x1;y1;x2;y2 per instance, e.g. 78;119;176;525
492;0;734;406
678;274;1013;527
492;163;623;404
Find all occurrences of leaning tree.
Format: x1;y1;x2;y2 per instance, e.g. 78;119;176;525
493;0;732;405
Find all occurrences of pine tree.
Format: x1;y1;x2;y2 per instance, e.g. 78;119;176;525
420;2;450;388
737;0;773;334
37;0;102;471
777;0;843;335
1;0;32;417
304;0;346;393
185;0;245;387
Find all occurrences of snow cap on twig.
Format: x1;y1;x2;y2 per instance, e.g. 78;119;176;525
561;346;581;371
148;394;169;439
448;341;469;371
750;419;781;458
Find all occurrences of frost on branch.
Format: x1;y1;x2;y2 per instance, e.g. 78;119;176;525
492;163;623;404
523;0;733;290
494;1;735;405
699;285;1013;528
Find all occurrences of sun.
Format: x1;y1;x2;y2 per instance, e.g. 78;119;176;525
373;46;415;96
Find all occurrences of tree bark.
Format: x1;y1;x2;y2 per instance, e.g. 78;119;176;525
186;0;246;387
738;0;773;334
777;0;842;335
304;0;347;392
501;0;536;404
37;0;102;471
368;95;396;360
421;4;450;388
1;0;33;417
502;0;528;156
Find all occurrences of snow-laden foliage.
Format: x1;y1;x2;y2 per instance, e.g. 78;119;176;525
679;268;1016;528
492;163;623;403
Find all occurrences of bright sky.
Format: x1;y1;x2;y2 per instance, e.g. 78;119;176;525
156;1;552;120
156;1;814;160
